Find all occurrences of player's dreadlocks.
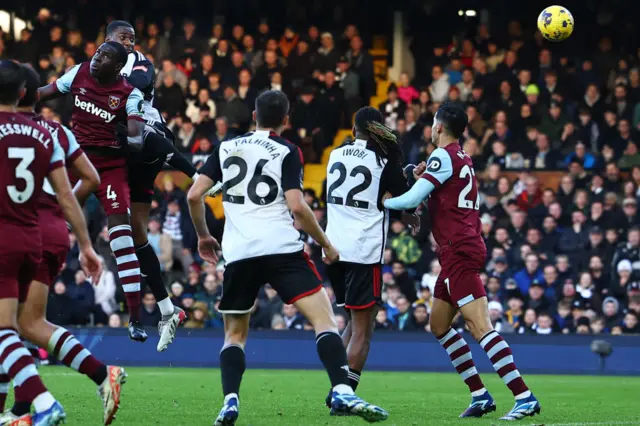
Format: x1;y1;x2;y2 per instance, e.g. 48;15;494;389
354;106;403;167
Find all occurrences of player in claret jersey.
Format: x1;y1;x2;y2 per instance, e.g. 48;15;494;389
0;65;126;426
0;60;101;426
37;41;150;341
384;103;541;421
105;19;200;351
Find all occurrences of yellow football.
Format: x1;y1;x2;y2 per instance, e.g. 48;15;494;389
538;5;574;42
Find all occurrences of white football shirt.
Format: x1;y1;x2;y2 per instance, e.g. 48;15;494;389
199;130;304;264
325;139;408;264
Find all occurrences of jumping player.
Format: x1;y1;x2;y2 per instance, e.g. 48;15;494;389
105;20;200;347
0;65;127;426
37;41;149;341
187;91;389;425
0;60;101;425
325;106;418;400
383;103;541;420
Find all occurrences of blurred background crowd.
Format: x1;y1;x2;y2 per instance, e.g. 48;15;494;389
2;0;640;336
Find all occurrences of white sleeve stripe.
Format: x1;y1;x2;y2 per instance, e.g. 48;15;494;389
62;126;81;158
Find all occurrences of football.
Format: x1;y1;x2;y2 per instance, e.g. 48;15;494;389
537;5;574;42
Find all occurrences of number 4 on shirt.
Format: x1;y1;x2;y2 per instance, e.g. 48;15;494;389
107;184;117;201
457;165;479;210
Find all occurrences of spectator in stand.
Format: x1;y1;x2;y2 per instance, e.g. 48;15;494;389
254;50;282;90
186;88;216;124
140;292;161;327
514;253;544;294
68;270;95;325
156;74;186;118
211;117;234;146
379;84;406;131
346;35;375;104
315;32;340;72
516;176;542;212
157;58;188;91
429;65;450;103
397;72;419;105
218;85;251;131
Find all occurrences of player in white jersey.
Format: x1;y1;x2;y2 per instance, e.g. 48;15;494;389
187;91;388;425
325;106;419;402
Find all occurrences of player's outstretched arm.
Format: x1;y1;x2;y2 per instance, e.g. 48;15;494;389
38;64;80;101
187;173;221;263
284;189;338;263
37;83;64;102
384;179;436;210
49;167;103;283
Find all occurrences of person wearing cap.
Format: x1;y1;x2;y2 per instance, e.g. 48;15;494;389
586;225;612;263
315;31;340;72
336;54;362;123
525;280;552;314
480;187;507;222
574;316;591;334
488;301;514;333
378;83;407;131
279;26;299;58
622;198;640;230
612;258;635;298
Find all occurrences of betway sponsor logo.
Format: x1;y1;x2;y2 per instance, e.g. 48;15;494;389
74;96;116;123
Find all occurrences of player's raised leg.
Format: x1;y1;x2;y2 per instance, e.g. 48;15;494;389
294;289;388;422
460;297;540;420
131;201;185;352
0;298;63;426
17;279;126;425
430;296;495;418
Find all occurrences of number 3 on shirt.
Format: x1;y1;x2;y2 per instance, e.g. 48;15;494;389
106;184;117;201
457;165;479;210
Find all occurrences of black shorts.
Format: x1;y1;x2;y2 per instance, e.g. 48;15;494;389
327;262;382;310
128;159;163;204
219;251;323;313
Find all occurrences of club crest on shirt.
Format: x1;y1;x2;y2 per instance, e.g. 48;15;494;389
427;157;441;172
108;95;121;110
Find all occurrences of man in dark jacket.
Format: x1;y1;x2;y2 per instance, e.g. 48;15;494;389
140;291;162;327
558;210;590;271
47;281;74;326
155;74;185;118
346;36;375;106
291;87;325;161
218;85;251;131
610;227;640;284
68;270;96;325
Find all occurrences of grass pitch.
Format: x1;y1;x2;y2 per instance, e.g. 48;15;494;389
28;366;640;425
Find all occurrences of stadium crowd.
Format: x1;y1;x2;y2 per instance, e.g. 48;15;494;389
2;5;640;336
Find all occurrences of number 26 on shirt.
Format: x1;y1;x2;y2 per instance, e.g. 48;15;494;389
457;165;479;210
